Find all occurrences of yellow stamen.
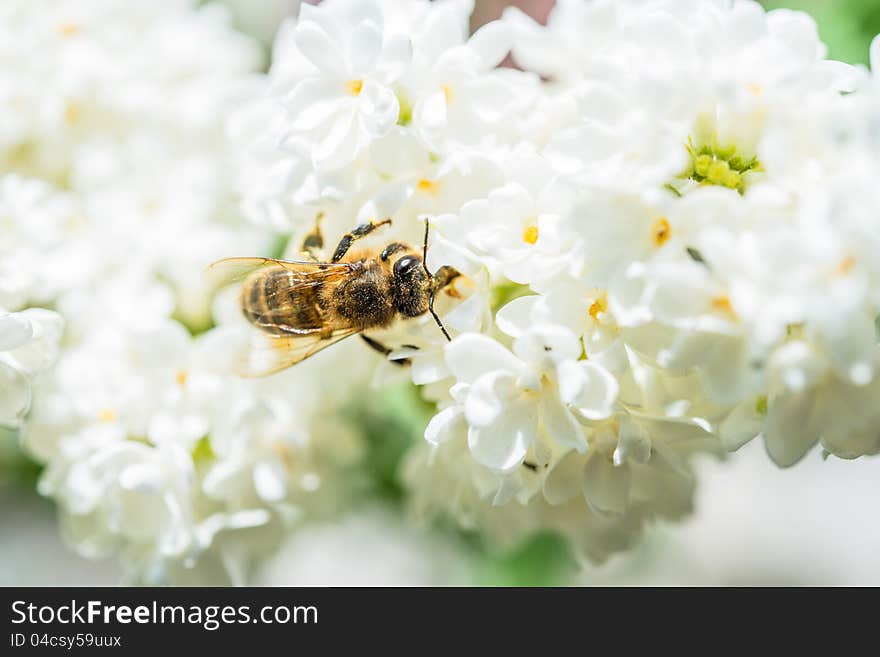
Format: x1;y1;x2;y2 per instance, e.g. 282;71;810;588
442;84;454;104
711;295;737;319
652;217;671;246
99;408;116;422
64;101;80;125
522;224;539;245
59;23;78;37
748;83;763;96
176;370;188;387
271;441;294;467
835;254;856;276
65;214;86;231
588;292;608;320
345;79;363;96
416;178;440;194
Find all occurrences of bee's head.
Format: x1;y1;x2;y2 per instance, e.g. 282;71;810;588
391;253;430;317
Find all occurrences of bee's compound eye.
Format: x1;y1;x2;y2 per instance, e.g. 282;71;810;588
393;255;421;278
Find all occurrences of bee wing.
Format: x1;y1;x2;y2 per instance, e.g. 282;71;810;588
206;257;355;291
208;256;358;337
235;326;362;377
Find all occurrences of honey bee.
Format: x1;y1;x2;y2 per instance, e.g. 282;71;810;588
208;217;461;376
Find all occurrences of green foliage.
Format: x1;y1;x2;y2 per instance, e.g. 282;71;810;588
353;382;436;501
474;532;578;587
0;427;42;491
762;0;880;65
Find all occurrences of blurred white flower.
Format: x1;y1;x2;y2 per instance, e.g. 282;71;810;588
0;308;63;427
255;506;473;586
3;0;371;583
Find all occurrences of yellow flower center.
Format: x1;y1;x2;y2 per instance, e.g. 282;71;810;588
99;408;116;422
191;435;214;462
754;395;768;415
64;101;80;125
682;133;762;194
59;23;79;37
710;295;737;319
522;223;539;245
651;217;671;246
271;441;295;467
176;370;188;387
588;292;608;320
416;178;440;195
442;84;454;104
345;79;363;96
834;254;856;276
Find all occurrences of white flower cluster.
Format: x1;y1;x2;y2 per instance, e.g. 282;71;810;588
2;0;370;582
238;0;880;561
9;0;880;578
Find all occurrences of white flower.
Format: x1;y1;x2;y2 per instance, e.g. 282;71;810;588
444;324;617;471
9;0;880;583
455;155;580;288
0;307;63;427
0;176;96;310
45;440;197;561
282;0;411;170
405;16;519;153
25;313;371;580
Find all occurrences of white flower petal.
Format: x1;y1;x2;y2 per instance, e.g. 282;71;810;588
347;19;383;76
543;450;585;505
582;453;630;516
495;296;538;339
719;399;765;451
0;361;30;426
513;324;581;364
565;361;618;419
415;90;447;130
540;393;586;451
467;19;512;69
357;80;399;137
445;334;520;383
0;313;34;351
314;110;361;170
467;399;536;471
254;460;287;502
294;20;347;75
380;33;412;81
464;370;515;427
763;391;821;467
871;33;880;75
286;78;344;132
424;406;463;446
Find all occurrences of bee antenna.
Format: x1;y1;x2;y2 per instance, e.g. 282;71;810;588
429;291;452;342
422;216;431;276
422;218;452;342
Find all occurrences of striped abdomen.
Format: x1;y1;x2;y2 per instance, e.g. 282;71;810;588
241;267;324;335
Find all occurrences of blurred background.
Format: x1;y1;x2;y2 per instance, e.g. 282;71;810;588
3;0;880;587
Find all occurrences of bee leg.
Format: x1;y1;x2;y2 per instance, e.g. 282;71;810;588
379;242;408;262
301;212;325;262
331;218;392;263
360;335;411;367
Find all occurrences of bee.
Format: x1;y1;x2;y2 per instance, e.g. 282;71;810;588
208;216;461;376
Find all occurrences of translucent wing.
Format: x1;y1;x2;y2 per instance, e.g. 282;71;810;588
235;326;361;377
206;256;354;291
207;256;357;337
